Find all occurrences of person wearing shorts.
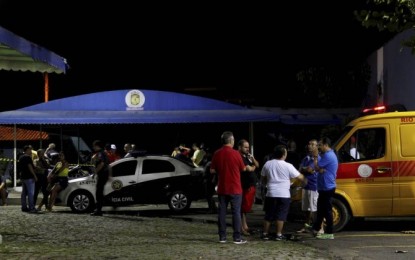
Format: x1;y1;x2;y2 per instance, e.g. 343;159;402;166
47;151;69;212
297;139;324;234
238;139;259;236
260;144;306;240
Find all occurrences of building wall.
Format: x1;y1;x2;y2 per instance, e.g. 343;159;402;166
368;29;415;110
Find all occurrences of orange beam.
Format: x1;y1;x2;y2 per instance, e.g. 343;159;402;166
44;72;49;102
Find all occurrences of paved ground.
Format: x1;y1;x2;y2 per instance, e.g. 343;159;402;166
4;189;415;259
0;190;333;260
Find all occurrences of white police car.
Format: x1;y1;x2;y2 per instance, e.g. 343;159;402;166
56;155;205;213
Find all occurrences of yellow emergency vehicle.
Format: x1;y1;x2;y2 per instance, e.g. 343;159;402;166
331;107;415;231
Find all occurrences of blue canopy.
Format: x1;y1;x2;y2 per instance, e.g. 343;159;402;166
0;25;68;74
0;89;279;124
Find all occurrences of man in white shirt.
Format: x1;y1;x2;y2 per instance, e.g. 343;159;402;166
260;144;307;240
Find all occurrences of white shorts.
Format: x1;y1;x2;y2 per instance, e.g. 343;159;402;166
301;189;318;212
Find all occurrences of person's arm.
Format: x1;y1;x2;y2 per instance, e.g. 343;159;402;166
33;159;40;171
44;147;52;159
179;145;191;152
28;163;38;182
243;164;255;172
300;163;314;175
313;157;326;174
296;173;307;183
191;150;198;162
247;153;259;168
95;161;105;174
296;173;307;182
312;149;326;173
48;162;61;178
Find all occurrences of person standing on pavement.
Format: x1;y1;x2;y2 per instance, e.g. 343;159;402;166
33;149;51;211
237;139;259;236
312;137;338;240
260;144;307;240
91;140;111;216
19;145;38;213
210;131;253;244
296;139;324;234
0;174;8;206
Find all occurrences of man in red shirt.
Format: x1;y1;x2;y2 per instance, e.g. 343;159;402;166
105;144;120;163
210;131;253;244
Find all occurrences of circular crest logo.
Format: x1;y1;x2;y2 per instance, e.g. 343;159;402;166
111;180;123;190
125;89;145;109
357;164;373;178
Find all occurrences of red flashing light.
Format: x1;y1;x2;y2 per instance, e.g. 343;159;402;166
360;104;407;116
374;106;386;111
362;106;386;115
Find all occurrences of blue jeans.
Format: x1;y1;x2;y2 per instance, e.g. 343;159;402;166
217;194;242;241
21;178;36;211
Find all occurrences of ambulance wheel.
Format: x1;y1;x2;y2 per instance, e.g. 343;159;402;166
332;198;350;232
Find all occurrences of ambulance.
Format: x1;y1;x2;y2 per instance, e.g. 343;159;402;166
332;106;415;232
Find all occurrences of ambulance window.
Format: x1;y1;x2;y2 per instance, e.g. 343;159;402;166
338;128;385;162
338;135;363;162
357;128;385;160
400;124;415;157
111;160;137;177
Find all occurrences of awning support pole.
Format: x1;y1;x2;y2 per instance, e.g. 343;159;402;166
13;124;17;190
44;72;49;102
249;122;254;155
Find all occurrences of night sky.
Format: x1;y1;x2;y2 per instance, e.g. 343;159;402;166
0;1;394;112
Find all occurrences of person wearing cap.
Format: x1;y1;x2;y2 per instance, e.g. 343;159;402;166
105;143;120;163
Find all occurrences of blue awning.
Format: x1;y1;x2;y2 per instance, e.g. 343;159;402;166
0;89;279;124
0;26;68;74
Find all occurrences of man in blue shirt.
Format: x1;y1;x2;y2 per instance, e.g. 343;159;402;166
312;137;338;240
297;139;323;234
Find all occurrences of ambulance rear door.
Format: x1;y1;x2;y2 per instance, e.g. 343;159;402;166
393;121;415;215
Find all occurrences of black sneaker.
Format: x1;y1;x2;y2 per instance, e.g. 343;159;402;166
21;208;29;212
233;239;247;244
275;234;287;241
29;209;38;214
